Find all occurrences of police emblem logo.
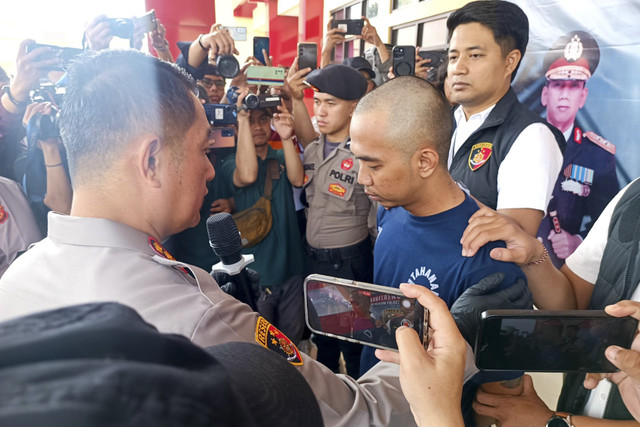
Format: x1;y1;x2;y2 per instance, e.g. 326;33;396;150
148;236;176;260
341;158;354;171
255;316;303;366
0;204;8;224
564;34;583;62
328;183;347;197
304;174;309;184
468;142;493;171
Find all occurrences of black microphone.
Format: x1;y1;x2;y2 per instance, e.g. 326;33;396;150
207;213;257;311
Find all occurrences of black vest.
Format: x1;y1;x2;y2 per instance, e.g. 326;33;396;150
557;178;640;420
449;88;566;209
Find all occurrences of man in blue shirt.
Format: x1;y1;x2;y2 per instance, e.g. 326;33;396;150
350;76;529;426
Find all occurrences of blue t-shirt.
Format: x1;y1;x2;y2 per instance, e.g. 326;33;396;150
362;195;526;426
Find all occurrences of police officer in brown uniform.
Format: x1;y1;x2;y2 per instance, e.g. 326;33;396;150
537;31;619;267
289;64;373;376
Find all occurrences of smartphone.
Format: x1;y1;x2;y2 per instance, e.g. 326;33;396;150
331;19;365;36
26;43;84;71
304;274;429;351
203;103;237;126
392;45;415;77
224;26;247;42
211;126;235;149
246;66;286;86
417;48;447;67
135;10;157;33
298;42;318;70
253;36;270;65
475;310;638;372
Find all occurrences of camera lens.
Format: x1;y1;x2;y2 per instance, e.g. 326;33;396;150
243;93;260;110
216;55;240;79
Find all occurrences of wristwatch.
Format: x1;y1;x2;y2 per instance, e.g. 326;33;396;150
546;412;573;427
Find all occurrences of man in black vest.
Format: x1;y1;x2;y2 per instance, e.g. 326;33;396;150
460;177;640;425
446;1;565;236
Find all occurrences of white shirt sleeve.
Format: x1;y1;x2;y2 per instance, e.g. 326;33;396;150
495;123;563;212
565;178;638;284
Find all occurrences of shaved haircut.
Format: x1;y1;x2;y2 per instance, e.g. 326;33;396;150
354;76;453;166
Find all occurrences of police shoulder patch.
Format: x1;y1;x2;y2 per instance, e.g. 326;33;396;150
255;316;303;366
468;142;493;171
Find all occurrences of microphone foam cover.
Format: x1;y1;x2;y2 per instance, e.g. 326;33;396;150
207;213;242;258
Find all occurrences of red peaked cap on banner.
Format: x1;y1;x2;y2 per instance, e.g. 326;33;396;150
543;30;600;81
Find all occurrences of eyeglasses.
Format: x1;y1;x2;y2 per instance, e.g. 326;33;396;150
200;78;225;89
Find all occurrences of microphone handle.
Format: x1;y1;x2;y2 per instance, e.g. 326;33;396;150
229;268;258;311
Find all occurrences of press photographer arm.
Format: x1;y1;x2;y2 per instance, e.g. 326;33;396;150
23;102;72;215
2;40;57;115
188;24;238;70
232;88;259;187
285;58;318;147
273;101;303;187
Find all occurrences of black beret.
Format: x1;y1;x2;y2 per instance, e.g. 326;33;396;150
543;31;600;81
304;64;367;100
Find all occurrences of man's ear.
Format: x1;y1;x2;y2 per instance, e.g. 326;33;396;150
416;146;439;178
349;100;358;117
540;85;549;107
137;135;163;188
504;49;522;78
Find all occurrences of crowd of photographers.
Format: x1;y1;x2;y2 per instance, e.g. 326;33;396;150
2;1;640;426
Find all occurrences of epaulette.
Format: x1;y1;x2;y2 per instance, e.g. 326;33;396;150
584;131;616;155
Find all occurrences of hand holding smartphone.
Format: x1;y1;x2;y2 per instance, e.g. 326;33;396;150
253;36;270;65
304;274;428;351
475;309;638;372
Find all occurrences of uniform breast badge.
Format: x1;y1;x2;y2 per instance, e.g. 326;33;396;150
468;142;493;171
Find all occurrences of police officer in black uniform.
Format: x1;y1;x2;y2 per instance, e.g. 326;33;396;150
537;31;619;267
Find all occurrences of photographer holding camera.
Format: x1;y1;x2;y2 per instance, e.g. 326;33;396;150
215;87;306;343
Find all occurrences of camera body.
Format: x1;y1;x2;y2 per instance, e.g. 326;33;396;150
28;83;65;141
106;18;135;39
204;103;237;126
243;94;281;110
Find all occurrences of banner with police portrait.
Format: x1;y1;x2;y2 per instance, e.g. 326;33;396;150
508;0;640;267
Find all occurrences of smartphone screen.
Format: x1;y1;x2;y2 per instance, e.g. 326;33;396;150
304;274;428;351
392;45;415;77
224;26;247;41
298;43;318;70
253;36;270;65
476;310;638;372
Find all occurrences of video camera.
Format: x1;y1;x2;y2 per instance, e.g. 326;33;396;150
204;103;237;126
243;93;281;110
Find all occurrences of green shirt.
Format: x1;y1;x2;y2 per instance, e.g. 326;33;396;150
219;147;305;288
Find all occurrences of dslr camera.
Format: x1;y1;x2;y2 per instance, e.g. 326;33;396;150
28;83;65;141
243;94;281;110
107;18;135;40
204;103;237;127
